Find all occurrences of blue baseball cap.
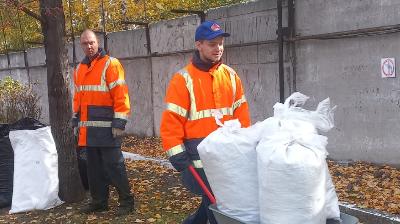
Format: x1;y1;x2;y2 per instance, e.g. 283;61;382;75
195;21;230;41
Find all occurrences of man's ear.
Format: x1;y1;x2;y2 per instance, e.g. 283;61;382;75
195;40;201;51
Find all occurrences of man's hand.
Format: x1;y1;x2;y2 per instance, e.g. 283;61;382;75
112;128;125;138
74;127;79;136
169;152;192;172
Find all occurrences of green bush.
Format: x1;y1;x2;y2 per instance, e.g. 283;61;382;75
0;76;42;124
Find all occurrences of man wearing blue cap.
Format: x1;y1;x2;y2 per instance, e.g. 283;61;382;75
160;21;251;224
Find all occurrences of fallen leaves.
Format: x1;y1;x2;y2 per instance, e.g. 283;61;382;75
328;160;400;215
122;136;166;159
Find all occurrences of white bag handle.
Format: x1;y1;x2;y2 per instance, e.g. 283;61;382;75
211;109;224;127
283;92;309;108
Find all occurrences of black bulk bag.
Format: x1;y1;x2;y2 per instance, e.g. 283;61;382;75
0;118;46;208
0;124;13;208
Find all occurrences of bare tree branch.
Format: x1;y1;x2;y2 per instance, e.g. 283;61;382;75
2;0;44;23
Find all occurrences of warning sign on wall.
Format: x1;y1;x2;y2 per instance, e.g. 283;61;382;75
381;58;395;78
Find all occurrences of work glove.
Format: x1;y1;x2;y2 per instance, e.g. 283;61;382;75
169;151;192;172
112;127;125;138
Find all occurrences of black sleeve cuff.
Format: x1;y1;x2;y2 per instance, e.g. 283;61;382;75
111;118;127;130
71;117;79;127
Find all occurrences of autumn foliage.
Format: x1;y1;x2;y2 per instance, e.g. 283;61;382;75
0;0;246;54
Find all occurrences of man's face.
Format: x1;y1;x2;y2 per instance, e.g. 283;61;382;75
196;36;224;63
80;31;99;58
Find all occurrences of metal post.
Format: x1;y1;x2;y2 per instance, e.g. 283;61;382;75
121;0;127;30
288;0;296;93
0;10;10;69
101;0;107;52
17;9;30;82
277;0;285;103
68;0;77;68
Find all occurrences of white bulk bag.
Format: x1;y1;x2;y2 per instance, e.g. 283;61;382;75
257;128;328;224
198;118;280;224
9;126;63;214
325;162;340;220
257;92;337;224
273;92;336;133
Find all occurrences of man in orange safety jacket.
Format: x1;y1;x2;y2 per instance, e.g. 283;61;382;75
72;29;134;216
160;21;251;224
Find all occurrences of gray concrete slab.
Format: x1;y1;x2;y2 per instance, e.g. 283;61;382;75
296;0;400;36
121;58;154;136
296;32;400;166
108;29;148;58
27;47;46;67
27;67;49;124
0;69;28;84
0;54;9;69
149;15;199;54
207;0;286;46
8;52;25;68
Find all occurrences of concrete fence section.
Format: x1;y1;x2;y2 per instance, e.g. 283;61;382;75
0;0;399;166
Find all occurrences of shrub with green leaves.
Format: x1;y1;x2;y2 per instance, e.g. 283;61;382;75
0;76;42;124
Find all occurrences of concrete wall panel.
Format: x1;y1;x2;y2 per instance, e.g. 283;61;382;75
296;0;400;35
8;52;25;68
150;16;199;54
27;47;46;67
121;58;153;136
29;67;50;124
108;29;148;58
0;54;9;69
0;69;28;84
296;32;400;166
207;0;286;45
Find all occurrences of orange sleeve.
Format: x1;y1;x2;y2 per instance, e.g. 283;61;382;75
160;73;190;152
233;74;251;127
106;58;131;121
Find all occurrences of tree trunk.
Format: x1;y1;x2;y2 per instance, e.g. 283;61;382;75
39;0;85;202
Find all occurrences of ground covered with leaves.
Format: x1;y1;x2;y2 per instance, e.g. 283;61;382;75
0;135;399;223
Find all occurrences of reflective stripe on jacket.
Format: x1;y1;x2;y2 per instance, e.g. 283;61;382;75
73;51;130;147
160;62;251;160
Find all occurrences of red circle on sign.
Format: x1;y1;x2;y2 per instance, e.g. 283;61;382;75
382;58;395;76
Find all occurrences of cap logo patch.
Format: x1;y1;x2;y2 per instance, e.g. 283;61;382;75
210;23;221;31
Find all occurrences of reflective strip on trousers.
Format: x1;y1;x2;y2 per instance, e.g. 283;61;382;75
166;144;186;157
78;121;112;127
192;160;203;168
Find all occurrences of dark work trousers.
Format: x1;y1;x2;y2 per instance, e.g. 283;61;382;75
86;146;134;207
181;139;217;224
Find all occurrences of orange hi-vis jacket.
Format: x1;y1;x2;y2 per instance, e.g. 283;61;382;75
73;49;130;147
160;61;251;166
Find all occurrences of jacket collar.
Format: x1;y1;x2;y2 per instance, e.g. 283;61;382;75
192;50;221;72
81;48;107;65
